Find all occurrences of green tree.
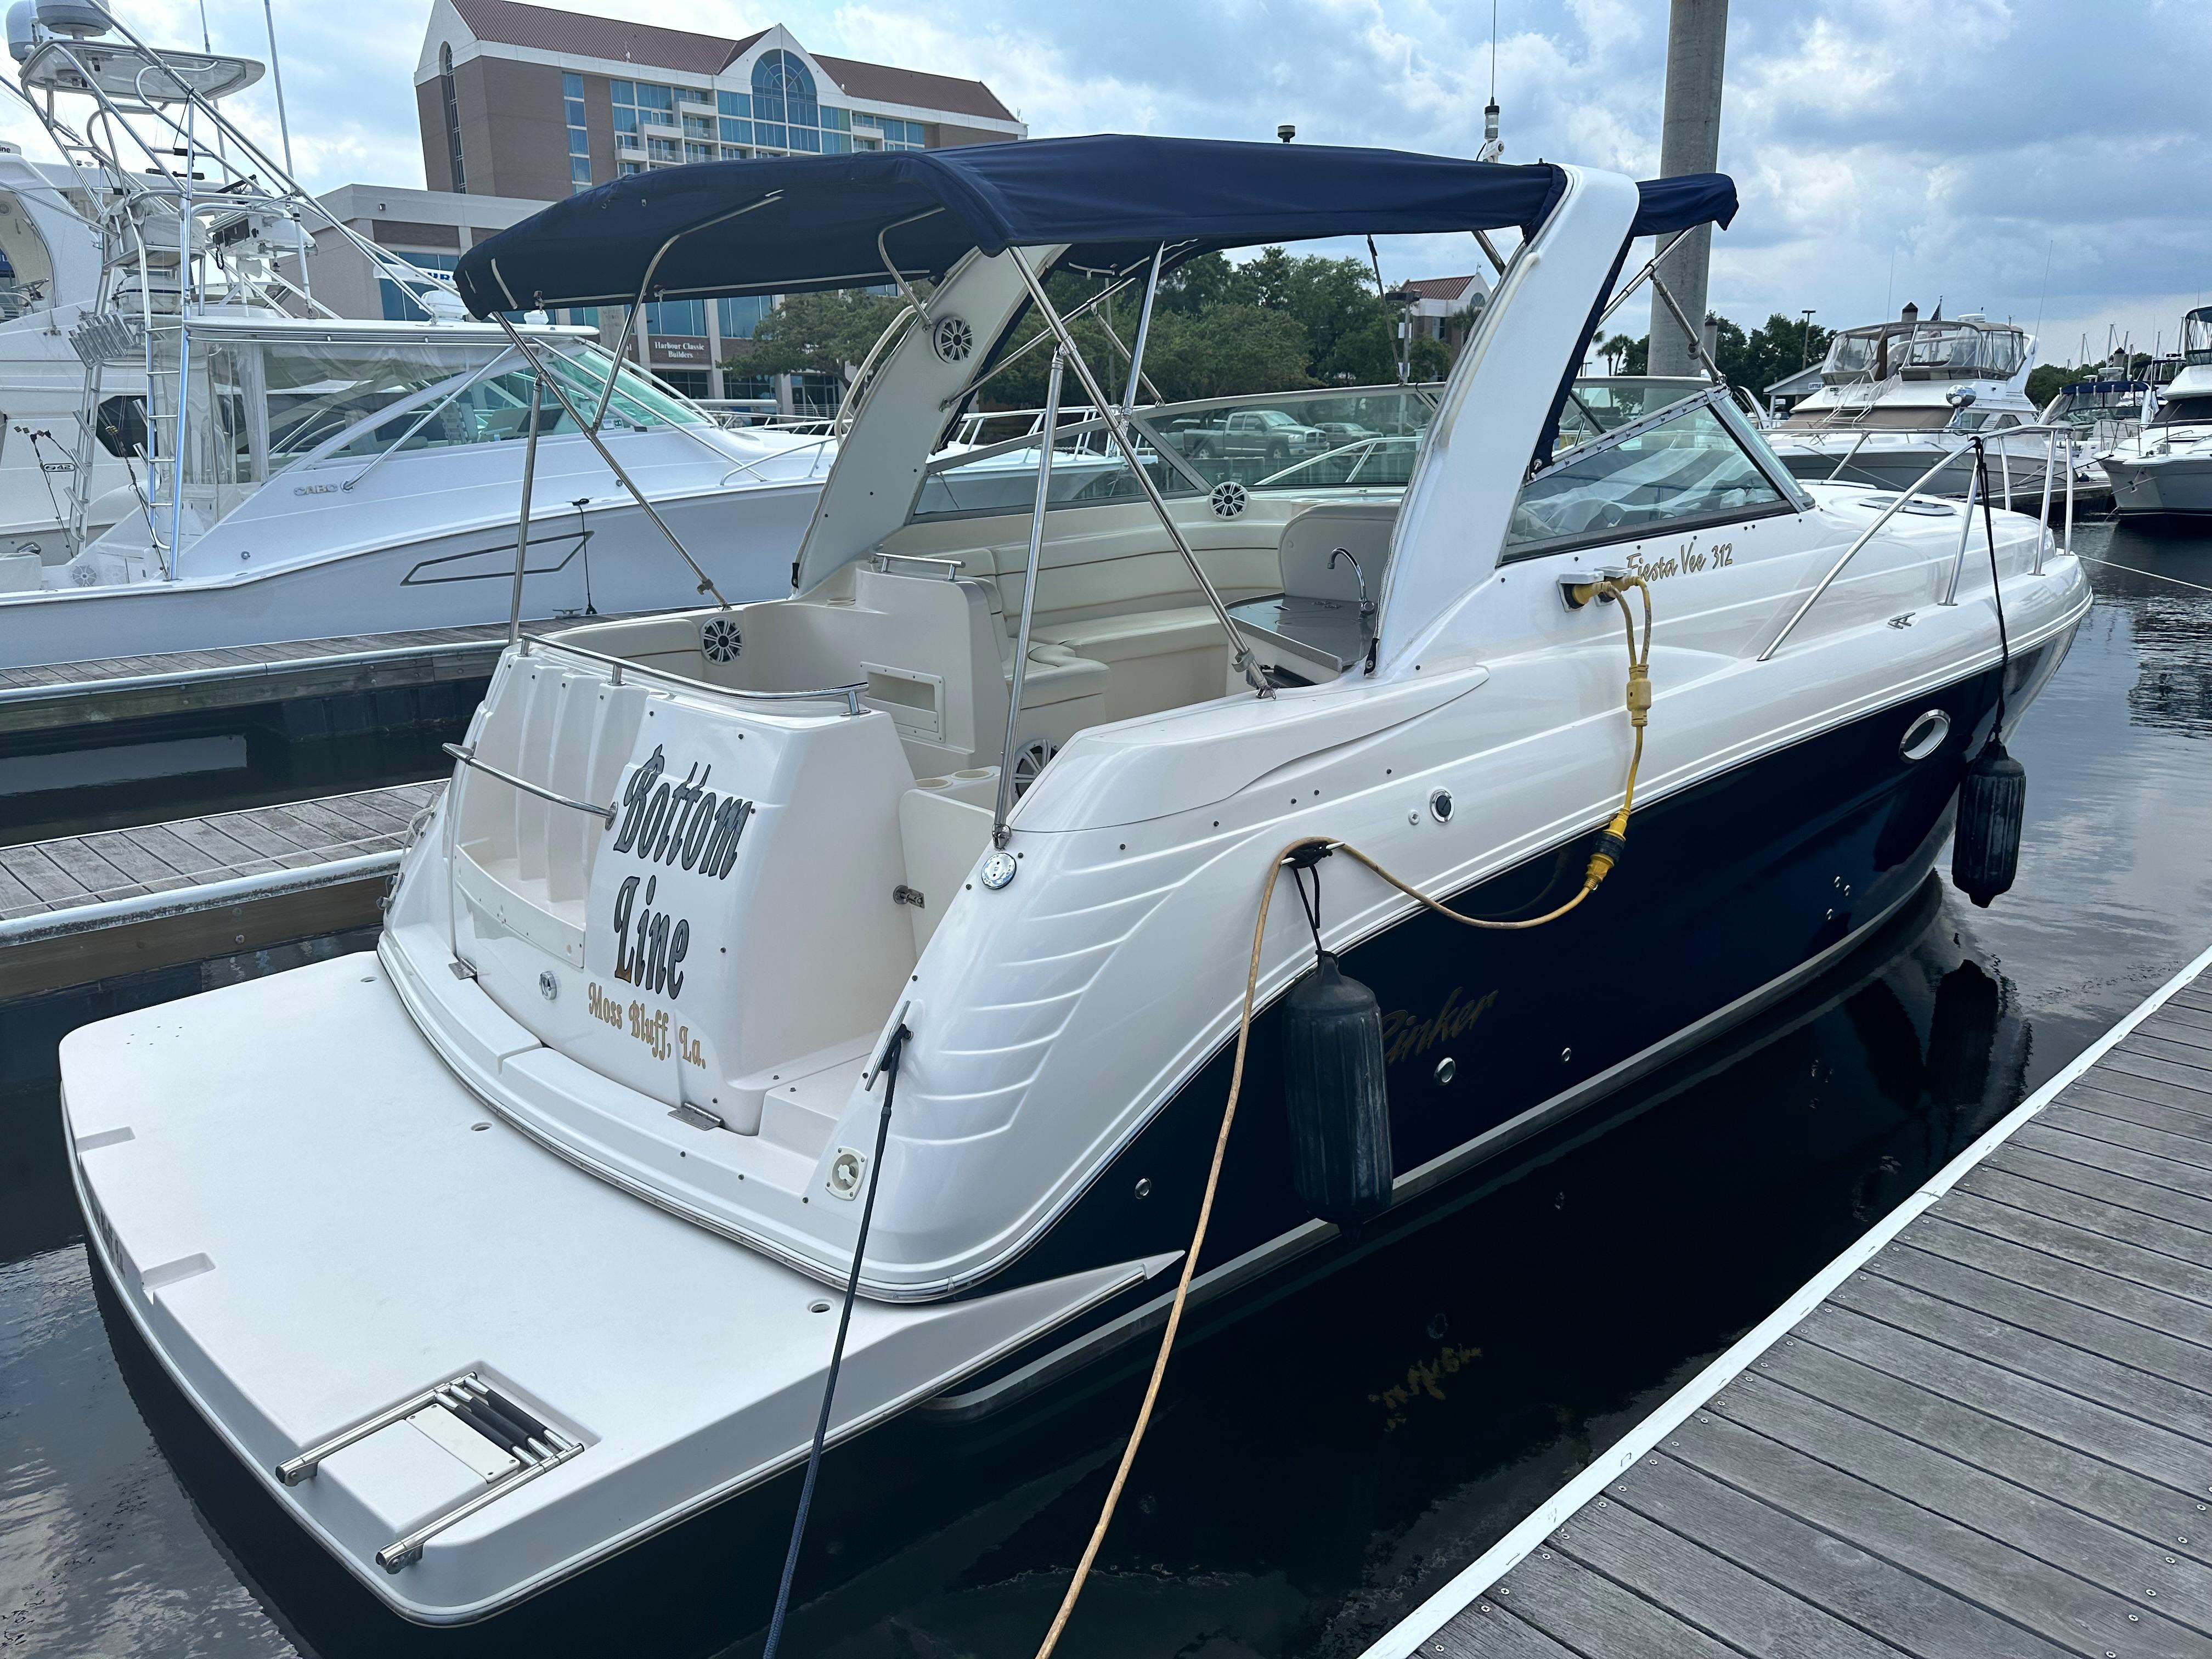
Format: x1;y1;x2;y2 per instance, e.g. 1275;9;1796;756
1137;304;1312;399
2024;364;2072;408
1708;312;1834;394
736;287;906;382
1408;334;1452;381
1283;256;1388;374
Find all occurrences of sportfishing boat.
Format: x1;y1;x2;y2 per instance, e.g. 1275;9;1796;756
2100;306;2212;517
0;139;137;561
62;136;2090;1626
0;2;825;666
1764;306;2080;504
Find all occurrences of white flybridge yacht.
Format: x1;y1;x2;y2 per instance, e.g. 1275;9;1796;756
0;0;825;668
2100;306;2212;516
61;137;2090;1626
1765;306;2085;504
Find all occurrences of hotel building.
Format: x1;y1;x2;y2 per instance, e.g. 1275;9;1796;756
318;0;1024;400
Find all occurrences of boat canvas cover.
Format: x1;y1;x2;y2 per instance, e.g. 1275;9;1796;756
455;133;1737;314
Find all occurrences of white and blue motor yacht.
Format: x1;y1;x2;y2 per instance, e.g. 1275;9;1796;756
60;136;2090;1624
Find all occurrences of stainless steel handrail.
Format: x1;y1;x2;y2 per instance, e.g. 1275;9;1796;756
520;631;868;715
872;550;963;580
1759;421;2079;663
443;743;616;825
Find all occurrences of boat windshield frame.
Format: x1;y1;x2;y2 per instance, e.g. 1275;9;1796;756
1501;382;1809;564
1819;317;2027;386
2185;306;2212;368
907;382;1446;525
275;334;711;473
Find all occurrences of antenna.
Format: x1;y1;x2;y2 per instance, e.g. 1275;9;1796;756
1479;0;1502;161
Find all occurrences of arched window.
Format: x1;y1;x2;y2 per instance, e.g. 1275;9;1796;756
751;49;817;136
438;43;466;193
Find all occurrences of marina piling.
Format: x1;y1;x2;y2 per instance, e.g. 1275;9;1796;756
1649;0;1729;379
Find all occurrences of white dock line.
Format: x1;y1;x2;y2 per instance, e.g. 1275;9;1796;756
1359;930;2212;1659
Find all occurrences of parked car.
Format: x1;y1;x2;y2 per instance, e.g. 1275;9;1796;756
1162;405;1333;467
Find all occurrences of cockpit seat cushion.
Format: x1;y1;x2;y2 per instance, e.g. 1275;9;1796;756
1011;641;1111;709
1046;606;1226;666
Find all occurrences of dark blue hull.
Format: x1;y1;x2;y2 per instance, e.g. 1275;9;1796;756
982;648;2050;1308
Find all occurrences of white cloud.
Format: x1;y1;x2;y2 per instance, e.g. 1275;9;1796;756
0;0;2196;364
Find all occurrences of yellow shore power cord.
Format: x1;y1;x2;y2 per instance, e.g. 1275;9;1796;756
1031;574;1654;1657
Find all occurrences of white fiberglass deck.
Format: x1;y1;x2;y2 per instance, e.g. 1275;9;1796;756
61;954;1164;1622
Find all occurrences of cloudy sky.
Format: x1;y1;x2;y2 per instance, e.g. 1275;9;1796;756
7;1;2207;366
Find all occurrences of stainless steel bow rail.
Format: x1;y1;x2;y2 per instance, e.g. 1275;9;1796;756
442;742;616;825
274;1370;584;1574
1759;421;2079;663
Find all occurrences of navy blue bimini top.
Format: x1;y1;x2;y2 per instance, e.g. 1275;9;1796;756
456;133;1736;317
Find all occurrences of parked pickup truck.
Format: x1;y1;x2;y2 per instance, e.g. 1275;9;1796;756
1158;406;1335;469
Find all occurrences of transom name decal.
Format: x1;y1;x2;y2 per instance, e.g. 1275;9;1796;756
612;744;752;878
601;744;755;1003
612;872;687;997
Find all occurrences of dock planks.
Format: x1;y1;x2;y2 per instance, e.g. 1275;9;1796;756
1367;946;2212;1659
0;782;438;998
0;783;438;919
0;623;516;735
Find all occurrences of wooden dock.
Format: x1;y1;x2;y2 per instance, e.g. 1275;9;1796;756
0;782;438;999
0;624;516;737
1364;943;2212;1659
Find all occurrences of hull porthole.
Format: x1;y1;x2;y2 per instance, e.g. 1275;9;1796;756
1899;708;1950;761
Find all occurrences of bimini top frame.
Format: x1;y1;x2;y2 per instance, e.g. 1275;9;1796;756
459;140;1738;710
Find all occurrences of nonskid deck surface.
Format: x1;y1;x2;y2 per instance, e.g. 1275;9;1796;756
1367;945;2212;1659
61;954;1164;1622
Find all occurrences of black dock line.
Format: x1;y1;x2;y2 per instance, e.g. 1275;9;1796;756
761;1024;908;1659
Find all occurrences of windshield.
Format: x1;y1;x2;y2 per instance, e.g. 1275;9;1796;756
1821;329;1887;382
2185;308;2212;368
1895;324;2026;381
912;386;1438;520
1821;322;2026;384
152;330;704;522
1558;377;1707;447
2042;383;2147;426
2152;394;2212;428
327;344;703;460
1506;399;1788;558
